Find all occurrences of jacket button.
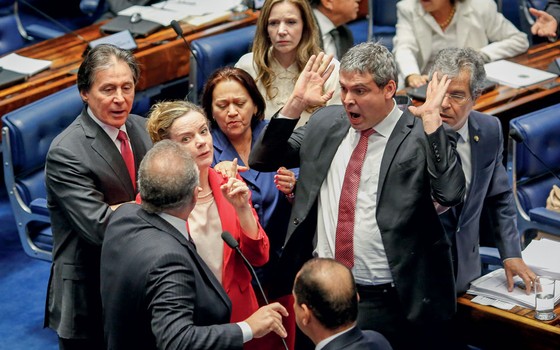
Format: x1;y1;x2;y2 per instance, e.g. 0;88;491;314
293;218;300;225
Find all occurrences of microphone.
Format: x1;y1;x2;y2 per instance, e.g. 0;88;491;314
170;20;204;101
15;0;90;45
221;231;289;350
509;128;560;183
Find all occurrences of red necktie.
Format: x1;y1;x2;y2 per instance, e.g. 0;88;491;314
335;128;375;268
117;130;136;190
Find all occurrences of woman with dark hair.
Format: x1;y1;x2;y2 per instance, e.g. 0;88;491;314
202;66;297;350
393;0;529;88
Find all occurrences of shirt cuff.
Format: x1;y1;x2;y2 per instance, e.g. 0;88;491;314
237;321;253;343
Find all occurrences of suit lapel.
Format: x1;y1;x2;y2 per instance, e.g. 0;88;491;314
81;110;135;196
377;112;414;202
126;116;150;177
139;209;232;309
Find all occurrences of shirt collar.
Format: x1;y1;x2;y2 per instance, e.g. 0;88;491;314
157;212;189;240
313;8;336;34
362;99;402;139
315;325;355;350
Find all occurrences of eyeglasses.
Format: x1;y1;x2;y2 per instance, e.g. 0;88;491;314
444;93;472;106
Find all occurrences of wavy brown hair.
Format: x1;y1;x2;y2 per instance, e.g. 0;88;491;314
252;0;321;101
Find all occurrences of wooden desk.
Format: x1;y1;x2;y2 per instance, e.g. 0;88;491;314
457;294;560;350
0;11;259;117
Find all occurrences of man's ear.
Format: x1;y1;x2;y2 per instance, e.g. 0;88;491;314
322;0;334;11
301;303;312;326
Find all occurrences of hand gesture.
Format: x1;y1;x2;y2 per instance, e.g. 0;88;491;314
530;8;559;38
274;167;297;195
503;258;537;295
214;159;249;179
408;72;451;134
220;159;250;209
245;302;288;339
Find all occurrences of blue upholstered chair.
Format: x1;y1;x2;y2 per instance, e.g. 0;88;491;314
2;85;82;261
1;84;152;261
0;14;30;55
188;25;256;103
509;104;560;242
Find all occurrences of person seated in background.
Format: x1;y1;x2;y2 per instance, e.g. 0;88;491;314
293;258;393;350
393;0;529;88
45;44;152;350
307;0;361;59
143;101;276;349
429;47;536;295
201;66;298;350
100;140;288;349
530;0;560;40
236;0;341;126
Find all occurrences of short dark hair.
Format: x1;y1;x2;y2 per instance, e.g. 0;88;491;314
77;44;140;94
201;66;266;129
138;140;199;214
293;258;358;330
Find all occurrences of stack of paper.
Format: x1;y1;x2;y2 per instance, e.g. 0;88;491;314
522;239;560;280
468;268;560;309
0;53;52;89
484;60;558;88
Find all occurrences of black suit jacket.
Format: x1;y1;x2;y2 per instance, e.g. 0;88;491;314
100;204;243;350
440;111;521;293
249;105;465;322
323;327;392;350
312;11;354;58
45;109;152;339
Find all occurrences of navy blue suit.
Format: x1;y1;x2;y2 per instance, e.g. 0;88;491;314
440;111;521;293
323;327;392;350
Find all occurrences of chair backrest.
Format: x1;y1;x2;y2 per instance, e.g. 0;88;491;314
2;85;83;207
364;0;398;50
510;103;560;214
0;14;29;55
189;25;256;103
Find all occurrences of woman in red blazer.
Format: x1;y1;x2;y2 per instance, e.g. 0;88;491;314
138;100;269;328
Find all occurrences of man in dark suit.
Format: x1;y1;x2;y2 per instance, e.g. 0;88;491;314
45;44;152;350
530;0;560;39
100;140;288;349
293;258;392;350
429;47;536;294
308;0;360;59
249;43;465;350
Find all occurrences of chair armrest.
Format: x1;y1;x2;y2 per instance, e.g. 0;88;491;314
479;246;502;267
529;207;560;227
30;198;49;217
25;24;64;40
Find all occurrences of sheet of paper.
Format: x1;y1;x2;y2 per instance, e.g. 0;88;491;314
522;239;560;279
0;53;51;75
470;295;516;310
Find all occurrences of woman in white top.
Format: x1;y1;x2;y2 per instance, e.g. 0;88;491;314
236;0;341;127
393;0;529;88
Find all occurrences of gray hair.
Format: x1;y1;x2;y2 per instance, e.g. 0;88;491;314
429;47;486;98
340;42;398;88
138;140;199;214
77;44;140;93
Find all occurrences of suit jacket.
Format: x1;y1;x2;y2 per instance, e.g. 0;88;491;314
100;204;243;350
323;327;392;350
44;109;152;339
393;0;529;81
311;10;354;59
249;105;465;322
206;168;269;323
440;111;521;293
546;0;560;37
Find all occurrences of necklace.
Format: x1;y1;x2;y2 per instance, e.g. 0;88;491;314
197;191;213;199
438;6;456;30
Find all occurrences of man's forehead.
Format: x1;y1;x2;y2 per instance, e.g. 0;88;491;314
340;70;375;85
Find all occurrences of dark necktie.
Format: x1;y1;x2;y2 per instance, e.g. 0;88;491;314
329;27;342;58
335;128;375;269
117;130;136;190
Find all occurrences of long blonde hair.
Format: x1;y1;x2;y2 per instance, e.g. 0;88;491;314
252;0;321;100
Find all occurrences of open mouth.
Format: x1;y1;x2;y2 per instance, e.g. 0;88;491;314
349;112;361;119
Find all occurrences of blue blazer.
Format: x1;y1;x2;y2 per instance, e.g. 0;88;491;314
440;111;521;293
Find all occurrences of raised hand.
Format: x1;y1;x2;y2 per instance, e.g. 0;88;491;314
530;8;558;39
245;302;288;339
408;71;451;134
214;159;249;179
274;167;297;196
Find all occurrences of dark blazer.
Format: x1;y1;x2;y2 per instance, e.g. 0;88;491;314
44;109;152;339
100;204;243;350
311;11;354;58
249;105;465;323
440;111;521;293
323;327;392;350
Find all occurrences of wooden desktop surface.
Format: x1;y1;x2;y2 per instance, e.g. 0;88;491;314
457;293;560;350
0;11;259;117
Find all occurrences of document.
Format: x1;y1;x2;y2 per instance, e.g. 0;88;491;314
522;239;560;280
0;53;51;75
468;268;560;309
484;60;558;88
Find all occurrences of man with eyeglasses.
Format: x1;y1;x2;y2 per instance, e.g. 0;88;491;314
430;48;536;298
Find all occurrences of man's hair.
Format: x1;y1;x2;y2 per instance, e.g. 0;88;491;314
293;258;358;330
77;44;140;93
138;140;199;213
429;47;487;99
340;41;398;88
